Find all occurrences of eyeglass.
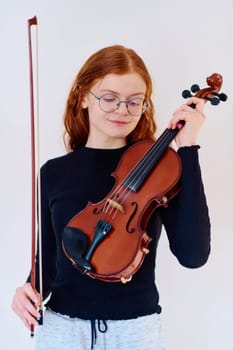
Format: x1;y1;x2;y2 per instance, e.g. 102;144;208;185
89;91;149;116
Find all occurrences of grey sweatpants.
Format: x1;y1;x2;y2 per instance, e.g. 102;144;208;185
36;308;166;350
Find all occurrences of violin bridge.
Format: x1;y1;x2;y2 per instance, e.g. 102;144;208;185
107;198;125;213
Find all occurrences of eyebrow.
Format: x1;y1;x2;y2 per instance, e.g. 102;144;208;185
98;89;145;98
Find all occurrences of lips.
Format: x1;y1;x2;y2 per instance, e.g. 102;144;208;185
108;119;129;125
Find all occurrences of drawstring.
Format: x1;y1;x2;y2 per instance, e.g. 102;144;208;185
90;319;108;349
90;320;96;349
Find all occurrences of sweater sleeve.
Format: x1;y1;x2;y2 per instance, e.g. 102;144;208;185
27;163;57;300
159;146;211;268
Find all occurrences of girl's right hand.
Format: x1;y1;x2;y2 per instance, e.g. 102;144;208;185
11;283;41;330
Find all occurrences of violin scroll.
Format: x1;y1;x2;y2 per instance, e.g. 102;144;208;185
182;73;228;106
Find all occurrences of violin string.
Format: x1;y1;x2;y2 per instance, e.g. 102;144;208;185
116;129;175;202
125;129;176;191
100;187;131;220
99;129;176;222
129;129;176;187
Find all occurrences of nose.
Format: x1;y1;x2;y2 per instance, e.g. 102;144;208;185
116;101;129;115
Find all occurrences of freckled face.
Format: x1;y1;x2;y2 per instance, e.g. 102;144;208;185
82;73;147;148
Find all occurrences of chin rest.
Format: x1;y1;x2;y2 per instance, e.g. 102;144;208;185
62;227;93;272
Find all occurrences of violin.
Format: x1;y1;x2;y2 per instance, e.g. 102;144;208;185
62;73;227;284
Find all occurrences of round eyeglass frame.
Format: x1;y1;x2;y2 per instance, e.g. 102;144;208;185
89;91;150;116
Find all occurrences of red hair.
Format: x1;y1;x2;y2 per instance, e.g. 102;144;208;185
63;45;156;151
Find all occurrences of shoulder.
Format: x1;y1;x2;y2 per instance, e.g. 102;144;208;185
40;151;83;190
41;150;80;174
39;151;85;195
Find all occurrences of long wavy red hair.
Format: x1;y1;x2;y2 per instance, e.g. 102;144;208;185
63;45;156;151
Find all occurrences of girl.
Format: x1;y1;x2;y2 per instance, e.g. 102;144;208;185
12;45;210;350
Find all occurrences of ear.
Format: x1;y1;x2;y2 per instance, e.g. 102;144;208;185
82;95;89;109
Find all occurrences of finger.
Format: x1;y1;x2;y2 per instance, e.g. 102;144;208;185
185;97;205;111
21;284;42;313
176;98;205;113
168;97;205;129
12;299;39;328
24;298;41;319
23;308;39;326
169;112;190;129
12;286;41;320
24;283;40;305
22;318;31;330
13;297;40;321
22;314;39;330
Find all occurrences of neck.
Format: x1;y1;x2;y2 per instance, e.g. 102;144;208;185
85;137;127;149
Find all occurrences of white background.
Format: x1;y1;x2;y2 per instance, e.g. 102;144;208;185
0;1;232;349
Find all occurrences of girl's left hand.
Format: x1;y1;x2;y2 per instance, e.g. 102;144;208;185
168;97;206;147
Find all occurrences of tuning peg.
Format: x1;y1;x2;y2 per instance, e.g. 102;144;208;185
205;96;220;105
182;84;200;99
191;84;200;93
213;92;228;102
182;89;192;99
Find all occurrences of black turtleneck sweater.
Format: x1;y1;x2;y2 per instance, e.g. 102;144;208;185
32;145;210;320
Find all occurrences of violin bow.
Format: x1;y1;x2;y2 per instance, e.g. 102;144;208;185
28;16;43;337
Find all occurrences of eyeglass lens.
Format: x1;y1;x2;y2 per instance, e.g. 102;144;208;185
99;94;146;116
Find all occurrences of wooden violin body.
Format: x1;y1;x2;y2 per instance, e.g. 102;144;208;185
63;141;181;283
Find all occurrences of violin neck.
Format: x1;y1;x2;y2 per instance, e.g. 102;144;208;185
123;124;183;192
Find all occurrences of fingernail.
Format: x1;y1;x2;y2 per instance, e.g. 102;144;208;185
176;123;183;130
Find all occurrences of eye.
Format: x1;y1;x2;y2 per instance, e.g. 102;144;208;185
128;98;143;107
101;94;118;103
